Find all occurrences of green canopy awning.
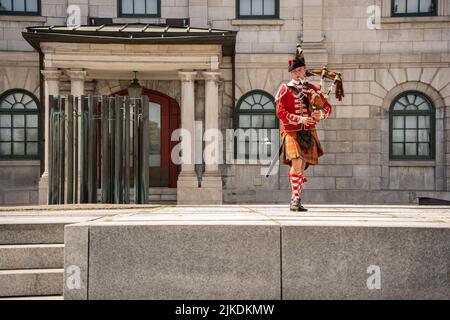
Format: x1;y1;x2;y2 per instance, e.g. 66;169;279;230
23;23;237;55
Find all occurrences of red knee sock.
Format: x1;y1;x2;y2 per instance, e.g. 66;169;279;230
289;173;307;200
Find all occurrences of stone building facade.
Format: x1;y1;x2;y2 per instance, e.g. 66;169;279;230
0;0;449;205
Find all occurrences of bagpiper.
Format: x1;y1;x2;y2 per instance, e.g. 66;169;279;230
275;44;343;212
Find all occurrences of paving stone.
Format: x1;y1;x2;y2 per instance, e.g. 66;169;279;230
86;222;281;299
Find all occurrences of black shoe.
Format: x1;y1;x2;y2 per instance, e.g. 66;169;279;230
290;198;308;212
297;199;308;212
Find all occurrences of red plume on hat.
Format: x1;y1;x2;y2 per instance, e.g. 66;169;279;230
288;44;306;72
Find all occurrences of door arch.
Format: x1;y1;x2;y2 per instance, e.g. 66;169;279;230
112;88;180;188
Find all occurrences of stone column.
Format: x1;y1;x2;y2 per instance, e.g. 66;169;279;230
178;71;197;175
66;69;86;97
177;71;199;204
203;71;221;173
66;69;87;202
38;69;62;204
201;71;223;204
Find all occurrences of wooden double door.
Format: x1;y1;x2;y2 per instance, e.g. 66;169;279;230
113;89;180;188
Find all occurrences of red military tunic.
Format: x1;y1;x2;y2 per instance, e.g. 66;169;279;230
275;79;332;132
275;79;333;167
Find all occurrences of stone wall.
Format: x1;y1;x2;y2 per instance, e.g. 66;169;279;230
95;79;181;103
323;0;450;64
0;0;67;51
0;161;40;206
209;0;302;53
220;54;449;204
0;52;41;206
0;53;40;95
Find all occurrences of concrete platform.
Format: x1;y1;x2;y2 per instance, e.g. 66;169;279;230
62;205;450;300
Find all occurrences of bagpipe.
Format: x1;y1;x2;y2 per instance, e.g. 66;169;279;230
286;44;345;110
301;67;345;111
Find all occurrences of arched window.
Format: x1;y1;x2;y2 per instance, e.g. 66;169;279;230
0;89;40;159
235;90;278;160
390;91;435;160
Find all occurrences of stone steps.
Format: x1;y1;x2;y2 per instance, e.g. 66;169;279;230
95;187;177;203
0;244;64;270
0;269;64;297
148;188;177;195
148;188;177;203
0;214;103;298
0;223;66;245
148;194;177;202
0;295;63;300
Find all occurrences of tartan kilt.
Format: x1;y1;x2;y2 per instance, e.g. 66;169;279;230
281;129;324;167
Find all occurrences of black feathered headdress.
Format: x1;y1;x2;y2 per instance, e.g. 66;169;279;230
288;44;305;72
